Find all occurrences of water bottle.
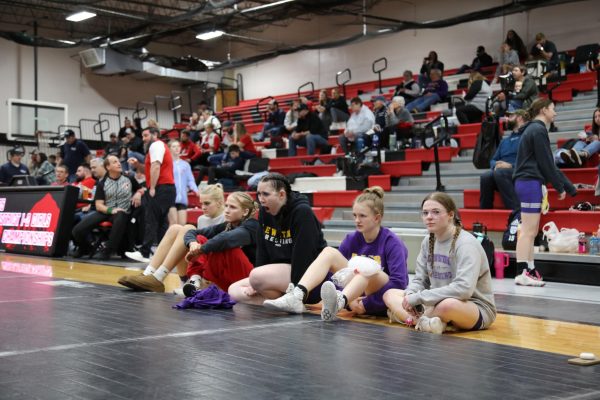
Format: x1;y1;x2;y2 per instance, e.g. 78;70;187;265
372;133;379;150
389;133;397;151
589;236;599;256
356;136;365;153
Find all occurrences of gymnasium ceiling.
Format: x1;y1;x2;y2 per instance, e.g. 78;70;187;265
0;0;584;71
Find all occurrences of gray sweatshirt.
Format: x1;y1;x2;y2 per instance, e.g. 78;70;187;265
495;49;519;77
385;107;414;126
406;230;497;326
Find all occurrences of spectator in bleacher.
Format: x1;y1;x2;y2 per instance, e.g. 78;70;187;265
480;109;529;210
29;150;55;185
74;163;96;202
48;154;57;167
419;51;444;88
282;99;300;135
372;96;388;130
506;29;529;63
90;157;106;181
384;192;496;333
118;118;133;139
186;112;201;142
72;155;143;260
51;164;69;186
530;32;559;74
125;127;176;263
497;65;538;112
233;122;258;159
207;144;245;186
104;133;122;156
197;100;212;114
458;46;494;74
220;120;234;149
455;72;493;124
340;97;375;154
316;90;333;132
385;96;414;149
123;128;145;155
406;69;448;113
147;119;159;129
493;42;520;82
133;117;143;138
118;192;258;294
256;100;285;141
263;187;408;319
289;103;330;157
0;147;29;185
228;173;327;305
168;140;198;226
328;88;350;130
179;130;202;167
513;98;577;287
200;110;221;134
58;129;91;182
198;122;222;167
555;108;600;167
393;70;421;104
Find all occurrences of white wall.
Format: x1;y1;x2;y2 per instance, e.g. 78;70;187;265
0;39;189;135
232;0;600;99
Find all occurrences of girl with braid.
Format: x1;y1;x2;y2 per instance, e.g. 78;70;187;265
383;192;496;334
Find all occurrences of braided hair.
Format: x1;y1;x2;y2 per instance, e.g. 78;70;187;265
422;192;463;270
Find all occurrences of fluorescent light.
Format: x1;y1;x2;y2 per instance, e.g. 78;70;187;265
196;30;224;40
58;39;76;45
241;0;295;13
378;28;392;33
199;59;222;69
66;11;96;22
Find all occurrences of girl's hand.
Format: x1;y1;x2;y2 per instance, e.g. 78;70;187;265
188;242;202;256
402;296;416;316
348;296;366;315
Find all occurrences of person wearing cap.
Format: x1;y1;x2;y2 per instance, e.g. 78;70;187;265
30;150;56;185
458;46;494;74
340;97;375;154
0;147;29;185
104;133;122;156
59;129;91;182
255;99;285;141
480;109;529;210
530;32;559;73
288;103;330;157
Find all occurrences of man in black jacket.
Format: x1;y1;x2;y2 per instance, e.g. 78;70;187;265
458;46;494;73
288;104;331;156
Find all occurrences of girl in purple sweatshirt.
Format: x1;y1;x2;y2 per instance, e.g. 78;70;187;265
263;186;409;320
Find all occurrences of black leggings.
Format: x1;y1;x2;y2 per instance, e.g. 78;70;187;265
456;104;484;124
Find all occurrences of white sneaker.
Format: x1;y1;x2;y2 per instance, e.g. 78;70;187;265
181;275;210;297
514;269;546;287
387;309;414;326
263;283;305;314
124;251;150;263
415;316;446;334
320;281;345;321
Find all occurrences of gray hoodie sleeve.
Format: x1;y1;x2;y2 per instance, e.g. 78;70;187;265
406;241;482;306
405;238;430;295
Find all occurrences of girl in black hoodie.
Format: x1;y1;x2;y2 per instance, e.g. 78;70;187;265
228;173;327;305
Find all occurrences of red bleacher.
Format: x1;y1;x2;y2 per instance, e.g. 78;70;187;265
464;188;597;210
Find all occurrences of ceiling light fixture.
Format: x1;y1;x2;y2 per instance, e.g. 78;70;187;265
58;39;76;45
241;0;295;13
66;11;96;22
196;30;225;41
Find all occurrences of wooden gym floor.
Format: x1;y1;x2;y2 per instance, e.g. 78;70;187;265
1;253;599;399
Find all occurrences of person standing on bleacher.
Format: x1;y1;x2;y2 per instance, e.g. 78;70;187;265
58;129;91;183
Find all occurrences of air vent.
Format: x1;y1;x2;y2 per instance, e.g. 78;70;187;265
79;48;106;68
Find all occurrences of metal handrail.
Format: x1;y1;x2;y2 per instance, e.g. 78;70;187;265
421;114;450;192
79;118;106;144
298;81;315;99
255;96;275;122
336;68;352;98
372;57;388;94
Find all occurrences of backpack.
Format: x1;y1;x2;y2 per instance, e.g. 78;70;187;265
471;227;495;270
472;116;500;169
502;209;521;251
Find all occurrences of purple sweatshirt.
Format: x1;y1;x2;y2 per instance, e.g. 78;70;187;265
338;227;408;316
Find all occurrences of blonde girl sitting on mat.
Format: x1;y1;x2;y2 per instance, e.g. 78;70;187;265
263;187;409;321
383;192;496;334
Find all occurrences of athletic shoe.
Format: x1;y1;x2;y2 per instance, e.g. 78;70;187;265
181;276;211;297
320;281;345;322
263;283;305;314
122;274;165;292
415;316;446;334
514;269;546;287
559;151;575;167
118;274;143;290
124;250;150;263
569;148;583;167
387;309;414;326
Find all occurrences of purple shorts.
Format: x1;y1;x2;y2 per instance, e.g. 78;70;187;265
514;179;543;214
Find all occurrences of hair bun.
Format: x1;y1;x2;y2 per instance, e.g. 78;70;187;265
363;186;384;199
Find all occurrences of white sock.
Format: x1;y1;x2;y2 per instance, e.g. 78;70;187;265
527;261;535;271
143;265;156;276
152;265;170;282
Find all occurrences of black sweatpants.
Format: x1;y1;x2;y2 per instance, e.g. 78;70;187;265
72;211;130;253
141;184;176;257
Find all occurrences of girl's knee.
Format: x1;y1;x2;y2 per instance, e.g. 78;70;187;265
434;298;462;315
383;289;404;305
